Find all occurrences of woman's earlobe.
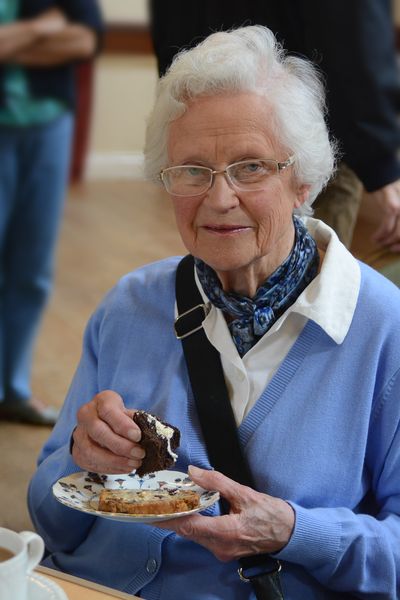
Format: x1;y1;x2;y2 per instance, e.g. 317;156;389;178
294;185;311;208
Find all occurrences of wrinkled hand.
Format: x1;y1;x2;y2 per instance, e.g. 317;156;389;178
71;390;145;474
31;8;68;36
156;466;295;561
368;180;400;252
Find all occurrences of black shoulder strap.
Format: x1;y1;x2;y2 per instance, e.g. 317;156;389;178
175;254;254;486
175;255;283;600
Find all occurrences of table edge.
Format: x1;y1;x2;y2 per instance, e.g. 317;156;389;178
36;565;138;599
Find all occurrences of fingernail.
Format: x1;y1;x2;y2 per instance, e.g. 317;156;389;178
127;429;140;442
130;448;145;459
188;465;202;477
128;459;138;467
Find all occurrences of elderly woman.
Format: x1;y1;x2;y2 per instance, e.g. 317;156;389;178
28;26;400;599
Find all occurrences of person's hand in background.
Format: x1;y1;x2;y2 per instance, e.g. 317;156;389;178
31;7;68;36
368;180;400;252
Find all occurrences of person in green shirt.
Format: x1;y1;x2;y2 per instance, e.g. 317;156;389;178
0;1;103;425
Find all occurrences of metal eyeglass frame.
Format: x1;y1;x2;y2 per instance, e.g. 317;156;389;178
159;155;296;196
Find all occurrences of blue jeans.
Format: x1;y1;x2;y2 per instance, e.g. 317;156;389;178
0;112;74;402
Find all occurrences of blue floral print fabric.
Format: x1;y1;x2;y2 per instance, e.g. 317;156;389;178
195;216;319;356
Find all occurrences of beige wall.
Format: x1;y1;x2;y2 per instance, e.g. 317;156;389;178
87;1;155;178
90;54;157;150
91;56;157;154
88;54;158;178
98;0;149;23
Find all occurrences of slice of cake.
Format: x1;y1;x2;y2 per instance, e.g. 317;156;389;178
132;410;180;476
98;488;200;515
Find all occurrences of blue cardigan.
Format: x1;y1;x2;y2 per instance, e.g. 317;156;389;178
28;257;400;599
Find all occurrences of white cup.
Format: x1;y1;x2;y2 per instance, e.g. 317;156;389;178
0;528;44;600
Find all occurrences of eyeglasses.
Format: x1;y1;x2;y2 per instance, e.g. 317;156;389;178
159;156;295;197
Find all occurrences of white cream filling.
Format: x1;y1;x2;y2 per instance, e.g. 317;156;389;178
146;414;178;460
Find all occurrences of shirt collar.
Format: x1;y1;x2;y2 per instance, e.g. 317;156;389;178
193;217;360;346
290;217;360;344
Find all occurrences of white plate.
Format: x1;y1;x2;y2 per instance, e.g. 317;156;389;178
52;470;219;523
28;572;68;600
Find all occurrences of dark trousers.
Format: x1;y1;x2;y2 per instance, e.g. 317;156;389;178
0;113;73;402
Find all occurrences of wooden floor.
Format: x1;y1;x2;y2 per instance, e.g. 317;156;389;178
0;179;393;532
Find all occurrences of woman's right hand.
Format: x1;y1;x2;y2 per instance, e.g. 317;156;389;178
71;390;145;474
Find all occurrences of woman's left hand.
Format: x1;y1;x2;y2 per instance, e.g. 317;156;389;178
156;465;295;561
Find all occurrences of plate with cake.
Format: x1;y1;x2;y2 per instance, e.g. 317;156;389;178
52;410;219;522
52;470;219;522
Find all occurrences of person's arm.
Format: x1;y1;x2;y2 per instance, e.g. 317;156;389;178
28;305;145;552
28;392;144;553
28;311;102;552
12;24;97;66
0;9;67;62
158;368;400;598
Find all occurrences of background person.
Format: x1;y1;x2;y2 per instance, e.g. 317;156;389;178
29;26;400;599
150;0;400;252
0;0;103;425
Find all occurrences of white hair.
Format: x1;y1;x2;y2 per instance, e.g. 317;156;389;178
144;25;337;214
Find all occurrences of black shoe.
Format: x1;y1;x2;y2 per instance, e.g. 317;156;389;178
0;398;59;426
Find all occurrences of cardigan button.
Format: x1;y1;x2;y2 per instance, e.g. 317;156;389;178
146;558;158;574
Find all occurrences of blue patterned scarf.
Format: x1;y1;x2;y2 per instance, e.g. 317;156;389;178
195;217;319;356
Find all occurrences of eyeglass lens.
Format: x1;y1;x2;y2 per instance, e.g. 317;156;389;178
162;159;279;195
